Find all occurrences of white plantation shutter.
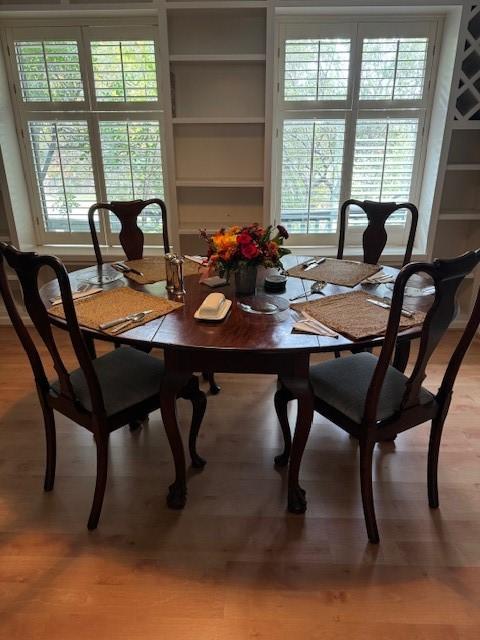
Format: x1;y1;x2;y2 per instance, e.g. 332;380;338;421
284;39;350;101
350;118;419;224
99;120;164;234
281;120;345;233
8;24;167;244
15;40;84;102
90;40;158;102
28;120;95;233
351;119;418;202
359;38;429;101
276;19;436;240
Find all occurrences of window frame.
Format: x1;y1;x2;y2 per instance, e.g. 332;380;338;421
272;16;440;248
4;21;169;247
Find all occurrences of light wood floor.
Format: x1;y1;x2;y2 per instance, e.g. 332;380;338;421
0;327;479;639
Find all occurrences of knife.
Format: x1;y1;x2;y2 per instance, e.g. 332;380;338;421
366;298;414;318
303;257;326;271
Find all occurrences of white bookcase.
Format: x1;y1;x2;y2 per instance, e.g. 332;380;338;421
166;4;268;252
433;4;480;326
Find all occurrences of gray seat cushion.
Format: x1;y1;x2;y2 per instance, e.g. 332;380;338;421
51;346;165;416
309;352;434;424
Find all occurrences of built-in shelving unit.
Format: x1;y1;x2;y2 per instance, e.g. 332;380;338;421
167;4;267;247
433;5;480;327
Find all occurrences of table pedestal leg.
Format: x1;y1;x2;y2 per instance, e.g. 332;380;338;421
160;371;191;509
283;377;315;514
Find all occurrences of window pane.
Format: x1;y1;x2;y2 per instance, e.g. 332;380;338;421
91;41;158;102
284;39;350;101
351;118;418;223
15;41;84;102
28;121;95;232
281;119;345;233
99;121;164;233
359;38;428;100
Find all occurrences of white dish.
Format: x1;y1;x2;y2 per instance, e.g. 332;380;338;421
194;298;232;321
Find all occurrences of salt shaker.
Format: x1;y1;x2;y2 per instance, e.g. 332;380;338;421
164;253;175;292
171;256;185;296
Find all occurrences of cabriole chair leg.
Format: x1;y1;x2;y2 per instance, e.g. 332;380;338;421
203;372;221;395
88;434;109;530
359;439;379;544
428;413;447;509
42;403;56;492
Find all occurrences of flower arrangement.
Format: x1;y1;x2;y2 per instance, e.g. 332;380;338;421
200;223;290;276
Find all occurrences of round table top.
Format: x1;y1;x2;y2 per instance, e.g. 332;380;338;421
41;255;432;354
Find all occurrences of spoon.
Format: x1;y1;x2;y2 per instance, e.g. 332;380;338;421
289;281;326;302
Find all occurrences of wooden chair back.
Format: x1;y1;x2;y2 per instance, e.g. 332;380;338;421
337;199;418;267
364;249;480;425
88;198;170;267
0;242;105;416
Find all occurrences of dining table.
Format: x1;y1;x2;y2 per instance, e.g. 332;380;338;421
40;254;433;514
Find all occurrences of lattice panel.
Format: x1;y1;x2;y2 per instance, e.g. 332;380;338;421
455;5;480;121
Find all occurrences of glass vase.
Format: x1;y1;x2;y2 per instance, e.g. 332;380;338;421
234;264;258;296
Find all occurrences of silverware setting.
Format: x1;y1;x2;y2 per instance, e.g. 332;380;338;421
364;273;395;284
112;262;144;277
289;281;326;301
99;309;153;332
302;257;326;271
366;298;414;318
49;284;99;305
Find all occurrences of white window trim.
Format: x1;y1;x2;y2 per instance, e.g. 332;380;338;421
271;14;441;249
2;19;169;248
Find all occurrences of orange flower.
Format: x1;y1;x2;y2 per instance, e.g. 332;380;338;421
212;232;237;253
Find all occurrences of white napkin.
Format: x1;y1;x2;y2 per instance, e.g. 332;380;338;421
184;255;206;265
49;287;102;306
293;321;333;336
293;310;339;337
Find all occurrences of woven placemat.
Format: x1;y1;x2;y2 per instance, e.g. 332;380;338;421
288;258;381;287
122;256;201;285
49;287;183;335
291;290;425;341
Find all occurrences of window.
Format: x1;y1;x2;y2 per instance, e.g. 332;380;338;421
274;20;438;243
6;25;166;245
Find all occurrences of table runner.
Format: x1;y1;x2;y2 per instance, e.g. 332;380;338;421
288;258;381;287
291;290;425;341
49;286;183;335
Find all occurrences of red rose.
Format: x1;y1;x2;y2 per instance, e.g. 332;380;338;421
237;232;253;245
241;243;259;259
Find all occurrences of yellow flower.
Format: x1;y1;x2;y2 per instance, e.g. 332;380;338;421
213;233;237;252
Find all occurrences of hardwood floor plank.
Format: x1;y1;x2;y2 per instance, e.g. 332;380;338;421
0;328;479;638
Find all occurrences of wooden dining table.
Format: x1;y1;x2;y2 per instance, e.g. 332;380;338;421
40;254;432;514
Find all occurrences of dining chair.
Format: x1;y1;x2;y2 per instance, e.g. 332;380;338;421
88;198;220;395
335;199;419;368
0;242;207;530
275;249;480;543
88;198;170;267
337;199;419;267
